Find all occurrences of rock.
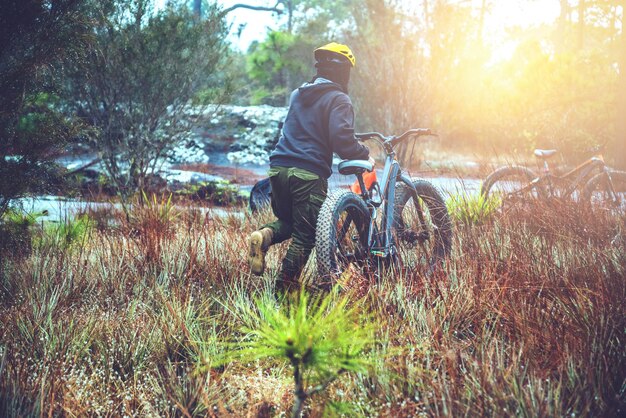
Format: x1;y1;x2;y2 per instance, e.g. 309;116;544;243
228;143;244;152
161;169;224;185
167;104;287;168
168;138;210;165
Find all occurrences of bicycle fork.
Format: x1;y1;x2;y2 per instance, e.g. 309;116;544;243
603;168;620;205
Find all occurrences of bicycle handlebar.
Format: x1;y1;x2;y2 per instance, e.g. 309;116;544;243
356;128;433;143
355;129;434;151
355;132;387;141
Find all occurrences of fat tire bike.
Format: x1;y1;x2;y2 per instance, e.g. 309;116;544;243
315;129;453;282
481;148;626;215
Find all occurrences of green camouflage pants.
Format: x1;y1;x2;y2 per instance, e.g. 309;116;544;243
262;166;327;289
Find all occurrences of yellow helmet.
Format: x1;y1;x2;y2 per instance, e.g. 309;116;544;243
314;42;355;67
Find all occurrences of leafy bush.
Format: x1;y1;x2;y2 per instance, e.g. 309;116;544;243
0;209;47;256
447;191;501;226
65;1;231;200
0;1;90;217
39;215;93;251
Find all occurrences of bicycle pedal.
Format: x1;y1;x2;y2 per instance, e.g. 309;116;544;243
417;231;430;242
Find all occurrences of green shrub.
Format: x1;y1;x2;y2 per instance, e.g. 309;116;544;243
0;209;47;256
447;191;501;226
219;289;376;418
176;180;242;206
40;215;93;250
137;191;179;225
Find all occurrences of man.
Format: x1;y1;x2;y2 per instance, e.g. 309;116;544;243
248;42;375;292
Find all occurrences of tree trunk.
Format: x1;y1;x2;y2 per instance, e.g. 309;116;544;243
478;0;487;45
617;1;626;168
285;0;294;34
285;71;292;106
577;0;585;50
557;0;571;51
290;361;306;418
284;0;294;105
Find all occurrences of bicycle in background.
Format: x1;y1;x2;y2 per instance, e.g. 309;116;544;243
481;147;626;215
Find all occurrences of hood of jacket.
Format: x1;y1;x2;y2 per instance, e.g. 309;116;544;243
297;78;345;106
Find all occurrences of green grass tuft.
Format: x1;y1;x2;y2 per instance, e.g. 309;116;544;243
446;191;501;226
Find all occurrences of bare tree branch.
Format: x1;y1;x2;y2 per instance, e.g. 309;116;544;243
221;3;283;16
65;158;102;176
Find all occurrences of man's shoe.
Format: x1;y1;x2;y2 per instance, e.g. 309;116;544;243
248;228;273;275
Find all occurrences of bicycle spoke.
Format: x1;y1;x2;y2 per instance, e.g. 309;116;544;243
334;211;364;264
395;193;435;269
336;213;353;245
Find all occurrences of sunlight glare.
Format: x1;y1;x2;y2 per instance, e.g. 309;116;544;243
483;1;561;64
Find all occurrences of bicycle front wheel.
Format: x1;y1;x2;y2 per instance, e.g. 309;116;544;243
582;170;626;216
481;165;543;206
393;180;452;275
315;189;371;282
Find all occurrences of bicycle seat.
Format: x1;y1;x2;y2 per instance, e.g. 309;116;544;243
534;149;558;159
338;160;373;175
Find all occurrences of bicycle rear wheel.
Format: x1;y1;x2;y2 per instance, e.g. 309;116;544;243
393;180;452;275
315;189;371;283
582;170;626;216
249;177;271;213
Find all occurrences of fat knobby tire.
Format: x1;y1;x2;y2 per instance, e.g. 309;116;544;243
249;177;271;213
315;189;370;280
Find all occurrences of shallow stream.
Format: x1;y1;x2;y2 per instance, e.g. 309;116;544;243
19;175;481;223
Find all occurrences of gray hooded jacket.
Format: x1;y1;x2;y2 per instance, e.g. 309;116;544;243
269;78;369;179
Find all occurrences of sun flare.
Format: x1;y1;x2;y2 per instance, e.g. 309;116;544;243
482;1;562;64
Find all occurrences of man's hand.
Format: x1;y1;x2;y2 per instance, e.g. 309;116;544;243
368;156;376;169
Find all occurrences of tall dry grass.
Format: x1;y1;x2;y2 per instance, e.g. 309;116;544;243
0;199;624;416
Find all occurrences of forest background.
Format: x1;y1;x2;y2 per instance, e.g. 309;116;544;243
1;0;626;209
1;2;625;416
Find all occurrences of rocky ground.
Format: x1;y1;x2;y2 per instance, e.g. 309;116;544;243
51;103;485;218
58;105;287;201
170;104;287;168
